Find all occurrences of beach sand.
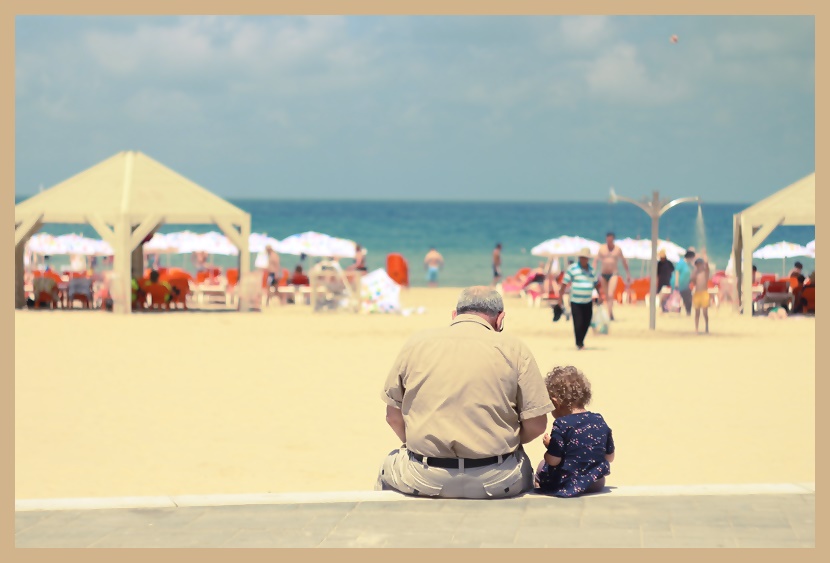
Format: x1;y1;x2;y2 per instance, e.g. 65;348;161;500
15;288;814;499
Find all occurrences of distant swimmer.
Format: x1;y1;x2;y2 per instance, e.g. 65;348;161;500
492;243;502;286
424;247;444;288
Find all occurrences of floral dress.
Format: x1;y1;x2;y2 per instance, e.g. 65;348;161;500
536;412;614;498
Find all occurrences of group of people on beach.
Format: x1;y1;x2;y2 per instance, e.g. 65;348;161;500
377;286;614;499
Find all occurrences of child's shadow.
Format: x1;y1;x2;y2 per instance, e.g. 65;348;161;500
532;485;616;498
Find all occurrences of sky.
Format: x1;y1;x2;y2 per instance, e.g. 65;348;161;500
14;15;815;203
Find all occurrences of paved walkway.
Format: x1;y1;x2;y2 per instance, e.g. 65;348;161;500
15;486;815;548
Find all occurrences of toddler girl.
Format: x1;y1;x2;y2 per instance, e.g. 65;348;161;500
535;365;615;497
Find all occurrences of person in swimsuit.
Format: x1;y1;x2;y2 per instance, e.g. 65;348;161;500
349;243;368;273
693;252;710;334
492;243;502;286
424;247;444;287
592;232;631;321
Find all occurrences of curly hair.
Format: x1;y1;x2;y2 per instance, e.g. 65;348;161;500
544;366;592;410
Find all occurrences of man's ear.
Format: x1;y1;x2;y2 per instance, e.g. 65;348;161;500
451;310;457;320
496;311;506;331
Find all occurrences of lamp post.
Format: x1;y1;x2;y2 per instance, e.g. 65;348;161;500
609;188;701;330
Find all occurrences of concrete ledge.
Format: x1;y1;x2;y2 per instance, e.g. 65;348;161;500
15;482;815;513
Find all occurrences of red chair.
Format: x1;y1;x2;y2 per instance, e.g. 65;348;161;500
759;274;777;286
144;283;172;310
629;278;651;303
612;275;626;304
800;286;815;313
34;291;58;309
226;268;239;287
195;267;221;284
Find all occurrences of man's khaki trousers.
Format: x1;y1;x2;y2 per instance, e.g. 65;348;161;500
376;446;534;499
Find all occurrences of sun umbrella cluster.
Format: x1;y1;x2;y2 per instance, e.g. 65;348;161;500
27;230;364;260
614;238;686;262
274;231;360;258
26;233;112;256
531;236;601;257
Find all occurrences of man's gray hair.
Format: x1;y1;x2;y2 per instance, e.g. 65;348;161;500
456;286;504;318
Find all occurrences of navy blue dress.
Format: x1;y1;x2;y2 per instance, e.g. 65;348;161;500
536;412;614;498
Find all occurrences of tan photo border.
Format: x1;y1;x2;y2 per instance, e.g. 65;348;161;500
2;0;822;560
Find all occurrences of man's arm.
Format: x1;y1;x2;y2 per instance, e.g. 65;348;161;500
386;405;406;444
519;414;547;444
621;254;631;279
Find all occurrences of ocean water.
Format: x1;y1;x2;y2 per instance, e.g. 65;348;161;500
17;198;816;286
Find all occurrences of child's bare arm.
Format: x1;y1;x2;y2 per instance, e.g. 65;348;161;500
544;452;562;466
605;453;615;463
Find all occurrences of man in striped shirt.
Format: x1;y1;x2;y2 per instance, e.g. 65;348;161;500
560;248;602;350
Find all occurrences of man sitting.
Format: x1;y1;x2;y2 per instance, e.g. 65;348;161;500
142;270;173;310
376;286;553;499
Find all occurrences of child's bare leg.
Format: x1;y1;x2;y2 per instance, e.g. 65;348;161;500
695;308;700;332
704;309;709;333
534;460;547;488
585;477;606;494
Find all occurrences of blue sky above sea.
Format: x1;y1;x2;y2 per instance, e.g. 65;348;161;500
14;15;814;204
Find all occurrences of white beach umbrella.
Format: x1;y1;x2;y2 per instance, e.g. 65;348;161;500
753;240;811;276
806;239;815;258
531;236;600;257
143;233;179;254
197;231;240;256
26;233;70;255
164;231;204;254
55;233;113;256
274;231;361;258
249;233;282;254
615;238;685;262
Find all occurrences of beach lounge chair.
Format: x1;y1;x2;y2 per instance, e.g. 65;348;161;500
800;285;815;314
67;277;93;309
144;283;172;310
501;267;532;297
755;280;794;314
628;278;650;303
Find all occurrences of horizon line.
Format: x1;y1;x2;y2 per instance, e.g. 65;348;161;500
13;193;754;206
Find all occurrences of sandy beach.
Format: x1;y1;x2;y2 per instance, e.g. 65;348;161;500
15;288;814;500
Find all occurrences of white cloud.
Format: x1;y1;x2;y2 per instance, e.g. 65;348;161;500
124;88;203;123
560;16;614;51
584;42;688;104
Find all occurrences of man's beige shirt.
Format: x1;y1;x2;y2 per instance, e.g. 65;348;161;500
382;314;554;458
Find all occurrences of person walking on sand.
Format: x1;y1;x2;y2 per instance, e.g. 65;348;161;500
424;247;444;288
593;232;630;321
492;243;503;286
657;249;675;312
693;252;710;334
674;249;695;316
376;286;553;499
560;248;602;351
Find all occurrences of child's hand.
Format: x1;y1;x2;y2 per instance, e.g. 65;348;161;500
542;433;551;447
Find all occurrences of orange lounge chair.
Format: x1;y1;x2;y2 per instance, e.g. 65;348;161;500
755;280;794;313
144;282;172;310
800;285;815;313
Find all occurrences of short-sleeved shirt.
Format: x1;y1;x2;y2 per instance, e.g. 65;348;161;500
675;259;692;289
563;262;598;304
538;412;614;498
382;314;554;459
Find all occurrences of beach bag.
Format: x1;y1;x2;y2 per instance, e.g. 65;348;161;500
666;290;682;313
594;305;610;335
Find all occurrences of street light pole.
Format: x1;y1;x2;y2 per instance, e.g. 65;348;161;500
610;188;701;330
